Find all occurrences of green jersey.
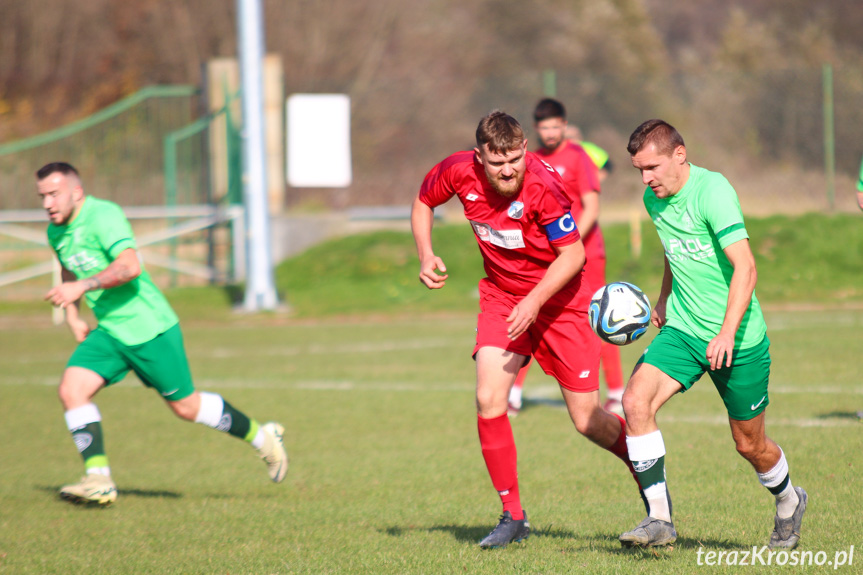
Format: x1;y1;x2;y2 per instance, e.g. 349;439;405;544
643;164;767;349
47;196;178;345
857;154;863;192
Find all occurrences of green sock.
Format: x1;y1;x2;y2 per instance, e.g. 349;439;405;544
196;392;260;443
634;454;666;489
221;400;255;441
73;421;110;473
628;430;671;522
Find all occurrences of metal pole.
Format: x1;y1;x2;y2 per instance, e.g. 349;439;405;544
237;0;278;310
823;63;835;212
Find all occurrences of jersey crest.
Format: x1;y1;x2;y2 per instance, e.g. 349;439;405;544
508;201;524;219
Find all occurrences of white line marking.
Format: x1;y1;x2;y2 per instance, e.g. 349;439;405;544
202;338;464;358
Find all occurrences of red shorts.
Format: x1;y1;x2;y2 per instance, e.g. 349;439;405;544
473;278;600;392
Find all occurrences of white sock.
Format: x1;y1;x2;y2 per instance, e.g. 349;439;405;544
757;448;798;519
508;385;522;406
606;388;623;402
194;391;228;430
627;430;670;522
64;403;101;431
251;428;266;449
643;483;670;522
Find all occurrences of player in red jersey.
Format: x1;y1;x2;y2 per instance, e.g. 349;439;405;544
411;111;643;549
507;99;625;417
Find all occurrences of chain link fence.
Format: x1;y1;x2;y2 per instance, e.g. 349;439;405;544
0;86;242;298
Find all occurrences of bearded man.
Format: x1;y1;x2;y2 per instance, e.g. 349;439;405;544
410;111;644;549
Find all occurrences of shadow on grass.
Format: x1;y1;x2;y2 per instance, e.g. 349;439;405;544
117;487;183;499
516;397;567;416
381;523;578;545
382;523;749;552
604;534;749;557
37;485;182;500
817;410;863;421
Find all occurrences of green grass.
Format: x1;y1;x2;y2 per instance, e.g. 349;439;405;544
1;309;861;574
2;212;862;573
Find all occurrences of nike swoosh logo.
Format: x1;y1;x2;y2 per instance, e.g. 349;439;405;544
161;388;180;397
751;396;767;410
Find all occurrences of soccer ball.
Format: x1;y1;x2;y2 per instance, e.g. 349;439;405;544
588;282;651;346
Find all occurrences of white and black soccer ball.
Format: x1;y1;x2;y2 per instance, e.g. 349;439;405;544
588;282;651;346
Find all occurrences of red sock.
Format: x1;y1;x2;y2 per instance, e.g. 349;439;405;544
511;357;532;391
601;342;624;392
607;412;642;489
477;413;523;520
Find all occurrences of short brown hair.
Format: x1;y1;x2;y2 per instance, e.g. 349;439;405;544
476;111;525;154
36;162;79;180
533;98;566;123
627;119;685;156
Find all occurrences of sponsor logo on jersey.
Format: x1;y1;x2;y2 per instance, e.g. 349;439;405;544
508;201;524;219
469;220;525;249
579;370;590;378
66;251;102;273
466;193;479;202
661;237;715;262
633;458;658;473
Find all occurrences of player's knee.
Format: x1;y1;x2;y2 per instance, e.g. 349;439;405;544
569;405;605;439
571;413;592;436
621;391;647;422
475;389;504;417
58;380;88;409
168;400;198;421
57;384;75;408
734;435;765;461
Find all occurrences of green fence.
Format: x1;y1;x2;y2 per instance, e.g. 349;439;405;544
0;85;244;297
0;85;203;209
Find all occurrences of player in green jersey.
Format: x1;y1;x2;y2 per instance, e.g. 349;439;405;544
37;162;288;505
856;153;863;211
617;121;807;549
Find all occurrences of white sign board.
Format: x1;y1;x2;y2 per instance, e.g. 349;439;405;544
286;93;352;187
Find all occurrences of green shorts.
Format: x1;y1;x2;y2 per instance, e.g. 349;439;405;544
637;326;771;421
67;323;195;401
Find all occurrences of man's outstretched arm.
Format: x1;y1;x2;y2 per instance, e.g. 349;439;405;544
45;248;141;309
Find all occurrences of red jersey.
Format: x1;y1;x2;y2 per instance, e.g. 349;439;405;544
535;142;606;261
419;150;590;307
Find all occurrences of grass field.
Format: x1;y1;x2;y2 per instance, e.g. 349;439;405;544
1;307;861;574
1;214;862;574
